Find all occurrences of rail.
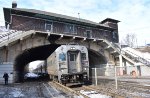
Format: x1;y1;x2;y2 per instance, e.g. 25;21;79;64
103;39;121;53
49;81;89;98
103;39;150;66
0;30;22;43
0;21;34;44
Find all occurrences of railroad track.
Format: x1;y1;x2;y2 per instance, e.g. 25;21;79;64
47;81;137;98
46;80;148;98
48;81;89;98
43;82;69;98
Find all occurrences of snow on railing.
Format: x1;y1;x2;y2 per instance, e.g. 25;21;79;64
103;39;150;66
0;30;35;48
103;39;121;53
122;49;150;66
0;30;22;44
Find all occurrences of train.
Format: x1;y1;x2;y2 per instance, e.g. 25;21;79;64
47;45;89;85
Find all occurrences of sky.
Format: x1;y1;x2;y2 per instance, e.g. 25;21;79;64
28;60;44;70
0;0;150;46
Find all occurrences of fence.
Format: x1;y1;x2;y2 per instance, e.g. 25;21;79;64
91;65;150;89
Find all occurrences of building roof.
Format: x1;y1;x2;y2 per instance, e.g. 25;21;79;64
3;7;118;30
100;18;120;24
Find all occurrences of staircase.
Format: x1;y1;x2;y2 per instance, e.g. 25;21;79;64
102;39;150;67
122;47;150;66
0;30;35;47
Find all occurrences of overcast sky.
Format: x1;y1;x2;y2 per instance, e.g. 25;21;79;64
0;0;150;46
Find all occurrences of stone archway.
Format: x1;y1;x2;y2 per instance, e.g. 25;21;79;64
14;44;60;82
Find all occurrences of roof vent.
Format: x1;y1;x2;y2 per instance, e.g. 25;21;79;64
12;0;17;8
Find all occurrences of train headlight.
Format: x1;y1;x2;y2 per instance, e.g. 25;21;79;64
70;47;76;50
84;68;87;71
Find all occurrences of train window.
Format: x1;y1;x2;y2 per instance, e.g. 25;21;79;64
81;53;86;60
59;53;66;61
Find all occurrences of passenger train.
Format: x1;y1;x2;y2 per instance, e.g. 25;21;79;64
47;45;89;85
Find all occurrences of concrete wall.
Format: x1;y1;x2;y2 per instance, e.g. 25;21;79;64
141;66;150;76
0;33;50;63
0;64;13;84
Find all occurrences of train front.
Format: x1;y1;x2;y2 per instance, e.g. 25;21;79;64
56;45;89;85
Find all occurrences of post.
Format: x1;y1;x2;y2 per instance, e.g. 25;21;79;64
94;68;97;86
115;66;118;89
119;55;123;75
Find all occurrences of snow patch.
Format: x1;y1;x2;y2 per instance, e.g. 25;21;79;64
24;72;39;78
80;90;111;98
9;88;24;97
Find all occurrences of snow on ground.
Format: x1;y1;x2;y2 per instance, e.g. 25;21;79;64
80;90;111;98
24;72;39;78
10;88;24;97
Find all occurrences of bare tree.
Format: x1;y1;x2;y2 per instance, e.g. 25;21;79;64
123;33;137;48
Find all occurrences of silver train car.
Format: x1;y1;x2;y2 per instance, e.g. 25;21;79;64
47;45;89;84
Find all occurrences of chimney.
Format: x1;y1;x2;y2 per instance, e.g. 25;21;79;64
12;0;17;8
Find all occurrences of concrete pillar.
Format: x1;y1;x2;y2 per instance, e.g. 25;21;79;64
13;71;19;82
4;46;8;62
119;55;122;67
123;60;127;74
119;55;123;75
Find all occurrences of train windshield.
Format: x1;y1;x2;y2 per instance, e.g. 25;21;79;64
81;53;86;60
59;53;66;61
68;51;82;73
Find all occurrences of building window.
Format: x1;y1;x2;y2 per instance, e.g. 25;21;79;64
64;24;76;34
45;21;52;32
112;31;116;39
85;30;92;38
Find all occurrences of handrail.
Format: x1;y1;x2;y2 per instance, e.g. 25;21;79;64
122;49;150;66
0;30;21;43
103;39;121;53
103;39;150;66
0;21;35;44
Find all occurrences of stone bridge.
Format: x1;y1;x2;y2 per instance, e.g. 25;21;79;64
0;30;118;82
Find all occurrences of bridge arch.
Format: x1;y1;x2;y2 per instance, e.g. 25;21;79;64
14;44;60;82
13;44;107;82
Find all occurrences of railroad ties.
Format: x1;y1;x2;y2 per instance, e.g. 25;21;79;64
49;81;89;98
47;81;142;98
47;81;124;98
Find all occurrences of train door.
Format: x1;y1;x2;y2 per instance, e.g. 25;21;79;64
68;51;81;73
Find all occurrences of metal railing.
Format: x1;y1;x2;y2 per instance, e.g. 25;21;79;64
103;39;121;53
102;39;150;66
0;30;22;44
122;49;150;66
